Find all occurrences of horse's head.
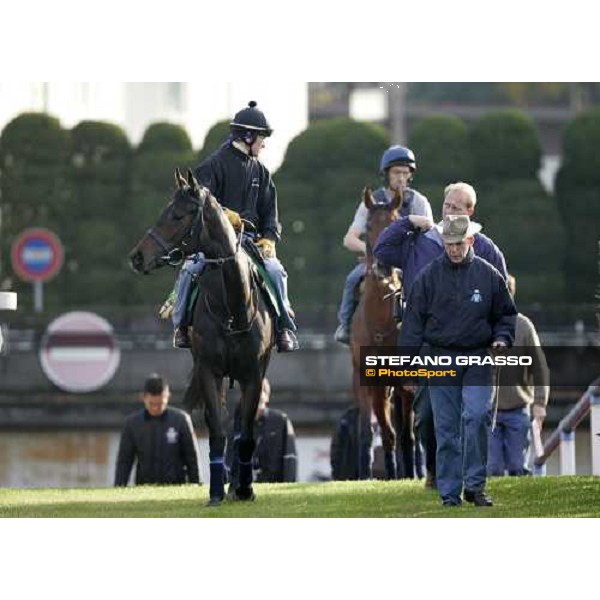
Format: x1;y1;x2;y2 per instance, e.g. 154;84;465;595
362;187;403;291
129;168;236;274
363;186;401;260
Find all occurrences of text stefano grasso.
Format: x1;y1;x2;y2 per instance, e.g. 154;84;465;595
364;355;532;367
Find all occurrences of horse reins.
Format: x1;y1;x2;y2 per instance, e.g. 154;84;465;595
199;223;259;336
365;205;400;345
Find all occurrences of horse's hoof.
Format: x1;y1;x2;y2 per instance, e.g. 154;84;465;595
206;496;225;507
230;488;256;502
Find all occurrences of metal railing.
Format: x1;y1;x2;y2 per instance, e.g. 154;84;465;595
533;380;600;476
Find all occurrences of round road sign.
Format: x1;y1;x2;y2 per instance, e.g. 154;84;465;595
11;228;64;283
39;311;121;393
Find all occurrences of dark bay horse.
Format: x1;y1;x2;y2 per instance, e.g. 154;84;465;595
129;169;274;505
350;188;403;480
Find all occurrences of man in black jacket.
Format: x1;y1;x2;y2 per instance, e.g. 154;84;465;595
226;378;297;485
114;374;201;486
399;215;516;507
168;101;299;353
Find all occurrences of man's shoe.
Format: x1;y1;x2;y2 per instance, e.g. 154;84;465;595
173;327;191;349
464;489;494;507
334;324;350;346
441;497;462;507
276;329;299;352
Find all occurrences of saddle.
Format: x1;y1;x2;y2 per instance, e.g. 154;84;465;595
187;240;281;320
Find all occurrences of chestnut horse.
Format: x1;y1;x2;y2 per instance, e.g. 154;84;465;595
350;187;414;479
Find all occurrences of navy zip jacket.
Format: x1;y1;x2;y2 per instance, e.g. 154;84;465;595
114;407;201;486
373;217;507;296
399;248;516;350
194;142;281;242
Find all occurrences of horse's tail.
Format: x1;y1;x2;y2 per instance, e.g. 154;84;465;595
182;366;202;412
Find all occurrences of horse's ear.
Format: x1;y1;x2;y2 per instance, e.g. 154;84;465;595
390;188;403;212
175;168;186;189
363;187;374;209
188;169;199;191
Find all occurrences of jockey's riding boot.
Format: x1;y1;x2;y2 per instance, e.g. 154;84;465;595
173;326;191;349
276;328;299;352
334;324;350;346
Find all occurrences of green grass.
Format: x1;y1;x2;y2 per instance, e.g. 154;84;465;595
1;477;599;517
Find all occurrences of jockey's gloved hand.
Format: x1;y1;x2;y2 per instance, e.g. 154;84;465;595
256;238;276;259
159;290;176;320
223;207;242;231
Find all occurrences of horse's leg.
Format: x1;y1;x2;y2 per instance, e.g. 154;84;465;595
372;386;397;479
234;375;262;500
413;384;437;487
352;366;371;479
393;387;415;479
401;388;416;479
353;366;374;480
202;371;227;505
414;429;425;479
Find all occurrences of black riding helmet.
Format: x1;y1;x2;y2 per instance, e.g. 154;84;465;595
230;101;273;144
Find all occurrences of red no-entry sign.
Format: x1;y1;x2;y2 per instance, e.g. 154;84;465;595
39;312;121;393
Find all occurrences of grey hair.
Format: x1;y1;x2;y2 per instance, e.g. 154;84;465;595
444;182;477;209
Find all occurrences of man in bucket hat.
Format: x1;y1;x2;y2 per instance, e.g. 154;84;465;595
374;182;508;489
399;215;517;507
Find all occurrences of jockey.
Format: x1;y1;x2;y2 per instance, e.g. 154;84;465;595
169;101;299;353
333;145;432;345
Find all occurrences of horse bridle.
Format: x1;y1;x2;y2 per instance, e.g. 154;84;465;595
148;189;243;268
148;187;257;335
365;202;395;278
365;203;401;344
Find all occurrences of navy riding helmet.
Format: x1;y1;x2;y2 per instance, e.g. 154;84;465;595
379;145;417;173
230;101;273;144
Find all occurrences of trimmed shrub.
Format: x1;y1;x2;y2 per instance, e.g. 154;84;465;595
469;110;541;181
128;123;197;306
555;108;600;302
197;120;230;163
408;115;471;185
275;118;389;313
474;179;566;301
0;112;69;167
0;113;70;310
138;122;193;155
559;107;600;186
66;121;133;305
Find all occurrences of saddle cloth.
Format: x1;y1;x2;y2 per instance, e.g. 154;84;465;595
188;240;281;319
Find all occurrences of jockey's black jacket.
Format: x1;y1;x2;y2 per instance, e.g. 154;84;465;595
194;142;281;242
114;407;201;486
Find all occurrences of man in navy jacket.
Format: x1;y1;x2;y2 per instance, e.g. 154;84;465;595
114;374;201;486
373;182;507;488
399;215;516;506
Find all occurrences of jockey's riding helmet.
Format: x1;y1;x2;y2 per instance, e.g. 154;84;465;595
380;145;417;173
230;101;273;144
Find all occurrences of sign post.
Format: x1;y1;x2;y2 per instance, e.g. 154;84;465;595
11;228;64;313
0;291;17;354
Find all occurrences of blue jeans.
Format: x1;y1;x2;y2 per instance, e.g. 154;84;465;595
172;252;296;332
429;359;494;503
488;407;530;476
337;263;366;328
172;254;206;329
